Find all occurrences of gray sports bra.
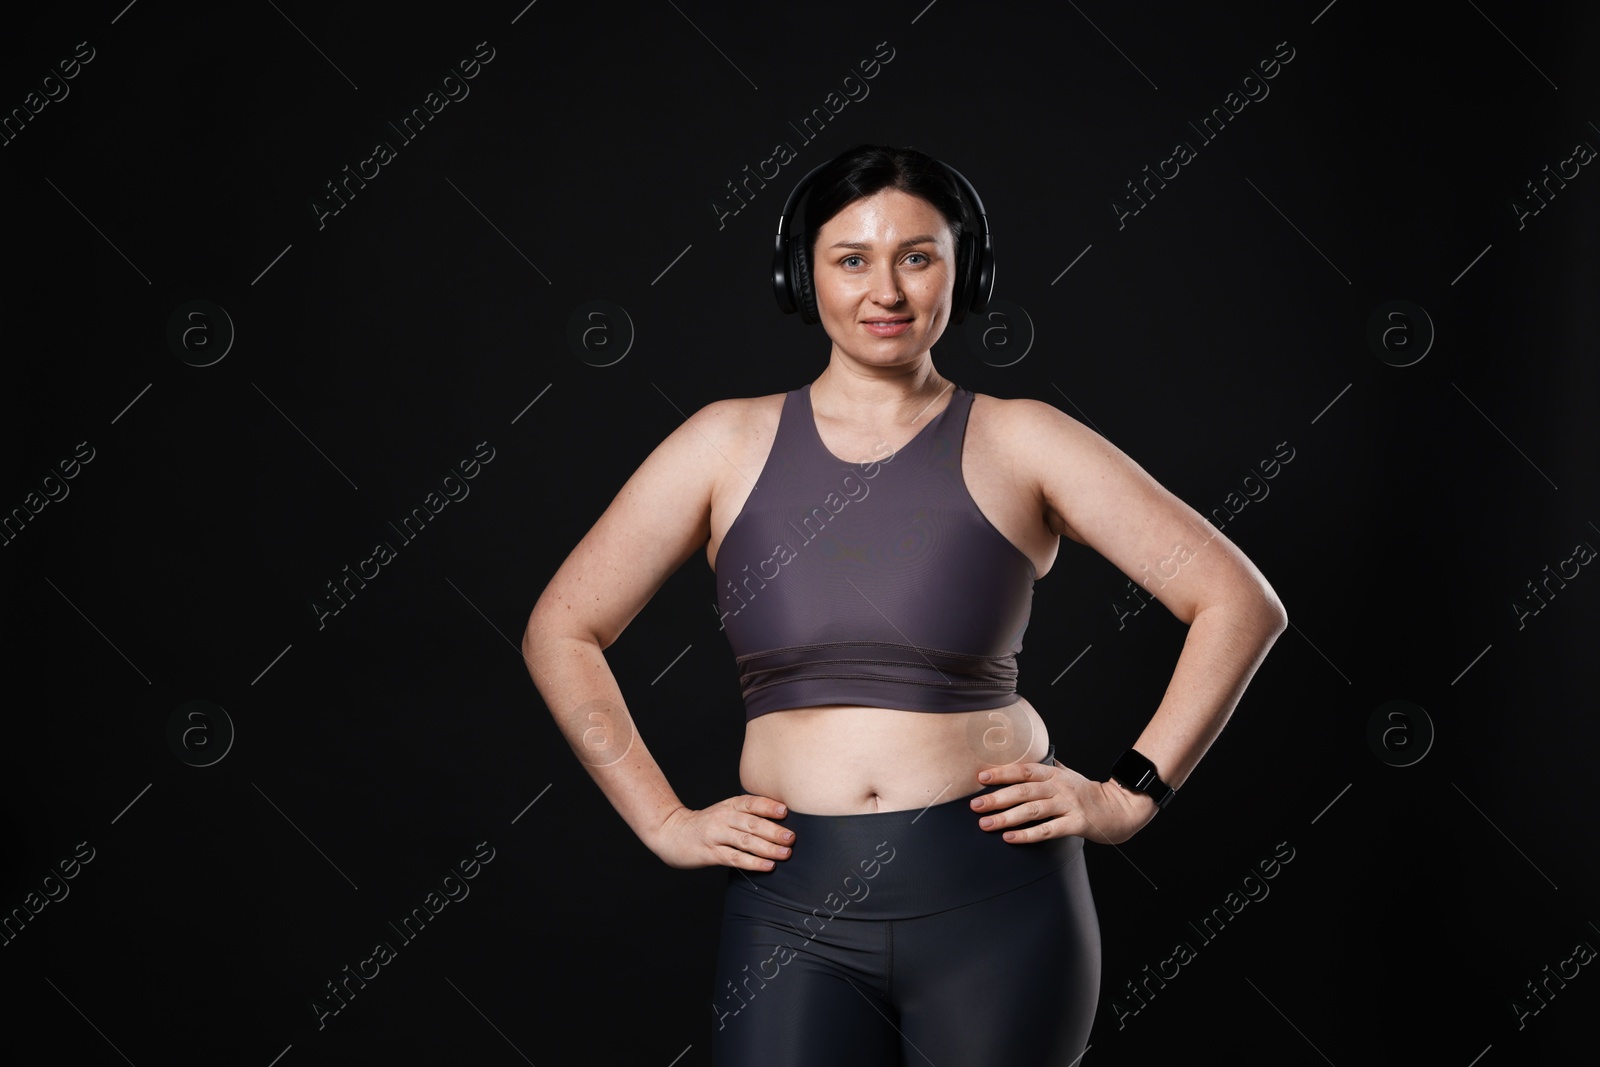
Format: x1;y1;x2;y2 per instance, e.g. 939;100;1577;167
714;383;1037;720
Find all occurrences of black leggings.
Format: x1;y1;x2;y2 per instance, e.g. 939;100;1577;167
710;745;1100;1065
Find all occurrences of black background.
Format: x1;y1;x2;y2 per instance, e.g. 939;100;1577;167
2;1;1596;1064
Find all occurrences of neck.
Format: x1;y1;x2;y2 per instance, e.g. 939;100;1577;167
813;356;954;429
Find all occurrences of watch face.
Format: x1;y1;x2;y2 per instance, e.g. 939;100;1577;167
1112;751;1156;790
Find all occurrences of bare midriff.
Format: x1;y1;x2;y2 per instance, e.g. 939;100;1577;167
739;696;1051;815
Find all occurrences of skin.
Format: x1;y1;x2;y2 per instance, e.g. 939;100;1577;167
522;186;1287;872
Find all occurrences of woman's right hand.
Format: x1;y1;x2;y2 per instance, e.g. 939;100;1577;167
649;795;795;870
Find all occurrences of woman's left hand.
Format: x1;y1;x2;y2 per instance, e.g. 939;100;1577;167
970;757;1158;845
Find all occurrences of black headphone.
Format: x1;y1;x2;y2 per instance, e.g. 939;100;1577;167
771;156;995;326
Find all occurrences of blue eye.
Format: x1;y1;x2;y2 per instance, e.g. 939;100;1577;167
905;252;929;265
842;255;864;268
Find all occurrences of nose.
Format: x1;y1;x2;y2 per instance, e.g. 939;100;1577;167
869;262;904;307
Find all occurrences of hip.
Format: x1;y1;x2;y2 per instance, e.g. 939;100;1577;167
726;742;1079;921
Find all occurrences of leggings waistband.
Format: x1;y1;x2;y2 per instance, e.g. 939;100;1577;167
726;744;1081;920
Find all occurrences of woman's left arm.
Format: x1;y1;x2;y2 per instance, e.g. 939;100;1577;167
972;399;1289;846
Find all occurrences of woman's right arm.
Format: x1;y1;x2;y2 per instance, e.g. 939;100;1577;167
520;398;793;871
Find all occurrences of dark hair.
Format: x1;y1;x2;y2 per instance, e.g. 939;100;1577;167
802;144;971;263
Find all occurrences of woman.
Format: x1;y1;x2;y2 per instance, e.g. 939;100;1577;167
521;144;1287;1065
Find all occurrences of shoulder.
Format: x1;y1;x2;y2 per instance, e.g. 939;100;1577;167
653;391;787;482
968;391;1103;455
685;392;787;451
707;390;788;428
656;391;785;448
968;391;1129;543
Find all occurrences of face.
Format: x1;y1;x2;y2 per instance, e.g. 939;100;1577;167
810;188;957;369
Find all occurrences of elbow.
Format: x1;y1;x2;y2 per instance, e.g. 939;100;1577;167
521;603;546;654
1205;578;1285;637
523;604;606;657
1255;583;1288;638
522;608;564;658
1268;604;1289;641
1193;577;1286;636
521;606;561;665
519;617;544;680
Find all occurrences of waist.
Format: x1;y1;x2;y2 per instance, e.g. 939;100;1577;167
738;640;1020;721
740;700;1050;814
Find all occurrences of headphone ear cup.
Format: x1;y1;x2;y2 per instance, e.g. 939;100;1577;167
791;234;819;325
971;229;994;316
950;231;978;326
772;239;796;315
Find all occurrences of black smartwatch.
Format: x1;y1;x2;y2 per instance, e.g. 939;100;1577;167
1109;748;1177;810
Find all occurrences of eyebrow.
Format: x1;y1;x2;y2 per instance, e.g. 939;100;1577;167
827;234;940;250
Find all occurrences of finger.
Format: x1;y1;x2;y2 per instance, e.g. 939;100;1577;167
997;814;1076;844
969;778;1046;813
741;794;790;820
988;786;1075;839
733;824;794;860
722;843;782;871
976;790;1053;831
725;813;795;861
976;759;1054;785
732;804;796;848
735;796;794;843
678;804;789;869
